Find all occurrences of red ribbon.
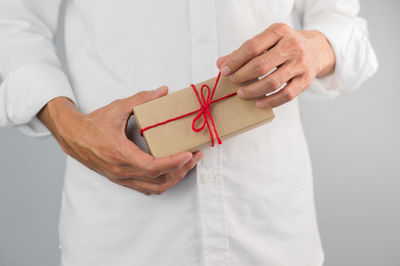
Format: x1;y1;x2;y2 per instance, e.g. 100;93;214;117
140;72;236;147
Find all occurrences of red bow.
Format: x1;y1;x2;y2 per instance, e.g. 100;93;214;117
140;72;236;147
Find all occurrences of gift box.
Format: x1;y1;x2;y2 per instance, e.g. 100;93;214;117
133;73;275;158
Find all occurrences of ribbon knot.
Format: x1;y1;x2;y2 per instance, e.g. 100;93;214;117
140;72;237;147
191;78;222;147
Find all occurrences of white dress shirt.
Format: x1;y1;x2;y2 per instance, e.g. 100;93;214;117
0;0;377;265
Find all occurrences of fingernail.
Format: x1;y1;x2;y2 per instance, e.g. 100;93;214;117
229;74;235;83
195;153;203;162
221;66;231;76
256;101;265;108
183;154;192;164
155;86;166;95
237;88;245;98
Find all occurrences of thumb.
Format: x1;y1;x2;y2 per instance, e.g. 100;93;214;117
216;55;229;69
111;86;168;123
130;86;169;107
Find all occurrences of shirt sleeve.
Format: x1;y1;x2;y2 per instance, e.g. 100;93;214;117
0;0;77;137
294;0;378;100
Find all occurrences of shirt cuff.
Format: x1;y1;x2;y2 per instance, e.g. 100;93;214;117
302;14;378;100
3;64;77;137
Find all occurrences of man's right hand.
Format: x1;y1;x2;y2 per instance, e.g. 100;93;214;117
38;87;202;195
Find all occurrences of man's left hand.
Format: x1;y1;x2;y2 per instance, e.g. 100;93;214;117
217;23;336;108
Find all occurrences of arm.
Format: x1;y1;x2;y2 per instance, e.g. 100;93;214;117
216;0;378;107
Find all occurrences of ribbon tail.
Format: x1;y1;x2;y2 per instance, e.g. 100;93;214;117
206;110;222;145
204;113;215;147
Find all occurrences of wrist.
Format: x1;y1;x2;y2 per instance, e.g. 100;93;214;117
38;97;83;141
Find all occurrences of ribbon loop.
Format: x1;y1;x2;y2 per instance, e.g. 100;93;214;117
192;111;207;132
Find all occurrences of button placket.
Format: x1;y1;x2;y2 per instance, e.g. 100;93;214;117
189;0;229;266
189;1;230;263
202;172;216;184
188;0;218;83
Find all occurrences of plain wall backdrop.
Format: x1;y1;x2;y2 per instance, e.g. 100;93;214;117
0;1;399;265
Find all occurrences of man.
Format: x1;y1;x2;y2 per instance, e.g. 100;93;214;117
0;0;377;265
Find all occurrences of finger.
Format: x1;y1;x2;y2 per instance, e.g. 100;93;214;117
151;158;200;195
109;178;152;195
186;151;203;171
126;178;170;195
255;75;309;109
145;151;194;178
148;151;202;193
116;152;202;195
216;55;229;69
152;151;203;184
219;23;291;76
119;140;192;179
112;87;169;119
167;151;202;179
237;61;301;99
122;171;183;195
229;44;288;84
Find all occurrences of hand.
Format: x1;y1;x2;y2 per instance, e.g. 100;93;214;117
217;23;335;108
38;87;203;196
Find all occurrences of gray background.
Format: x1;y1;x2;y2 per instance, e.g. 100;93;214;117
0;1;399;265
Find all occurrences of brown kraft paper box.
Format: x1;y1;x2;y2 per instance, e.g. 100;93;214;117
133;74;275;158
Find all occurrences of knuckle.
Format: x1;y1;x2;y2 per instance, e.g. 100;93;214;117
147;167;161;179
273;23;291;34
268;78;281;91
111;98;123;106
178;172;188;180
153;185;166;195
155;175;168;184
302;72;314;85
284;89;296;101
147;164;161;178
254;58;268;75
135;91;150;101
173;160;183;169
181;160;193;172
286;65;297;77
104;150;122;164
292;39;305;53
59;145;71;156
110;99;125;112
297;55;308;66
110;101;125;114
245;39;262;57
111;167;126;179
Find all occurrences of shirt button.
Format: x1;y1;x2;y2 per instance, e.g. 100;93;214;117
203;173;215;183
197;35;210;45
